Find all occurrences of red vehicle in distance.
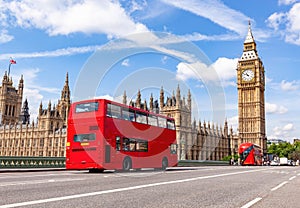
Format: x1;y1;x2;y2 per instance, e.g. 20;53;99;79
66;99;178;172
239;142;263;165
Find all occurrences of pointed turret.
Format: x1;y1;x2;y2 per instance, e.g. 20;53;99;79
39;102;43;116
150;93;153;111
48;101;51;112
123;90;127;105
18;75;24;93
160;86;164;108
244;20;255;44
176;84;181;108
187;89;191;110
143;99;147;110
20;98;30;124
241;21;258;60
61;72;70;103
136;89;141;108
224;119;228;136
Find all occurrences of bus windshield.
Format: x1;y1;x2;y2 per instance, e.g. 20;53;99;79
75;102;99;113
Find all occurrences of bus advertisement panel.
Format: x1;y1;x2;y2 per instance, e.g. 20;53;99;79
239;142;263;165
66;99;178;172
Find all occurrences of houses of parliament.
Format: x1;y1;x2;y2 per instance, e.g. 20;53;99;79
0;23;267;160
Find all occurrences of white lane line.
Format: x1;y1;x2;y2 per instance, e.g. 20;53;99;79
0;178;85;187
0;173;74;180
0;168;267;208
289;176;296;181
271;181;288;191
241;197;262;208
297;173;300;176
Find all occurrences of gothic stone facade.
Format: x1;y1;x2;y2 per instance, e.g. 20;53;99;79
124;86;233;161
0;73;70;157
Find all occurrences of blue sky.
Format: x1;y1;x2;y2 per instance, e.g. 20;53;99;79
0;0;299;142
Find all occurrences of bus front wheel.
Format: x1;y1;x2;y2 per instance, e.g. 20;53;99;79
162;157;168;170
123;157;132;171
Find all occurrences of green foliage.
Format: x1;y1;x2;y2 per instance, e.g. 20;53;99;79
267;141;300;160
222;154;238;161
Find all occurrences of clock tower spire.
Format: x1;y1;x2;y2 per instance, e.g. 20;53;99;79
237;22;267;153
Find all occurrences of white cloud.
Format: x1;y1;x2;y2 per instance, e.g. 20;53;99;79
283;123;294;131
1;0;148;38
227;115;238;132
93;94;114;101
266;102;288;114
0;29;13;43
0;45;102;60
267;3;300;45
128;0;147;14
267;12;287;31
211;58;238;83
161;0;249;36
175;57;237;86
271;123;294;139
121;59;130;67
278;0;298;5
280;80;300;91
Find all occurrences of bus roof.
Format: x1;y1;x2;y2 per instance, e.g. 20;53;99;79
72;98;175;120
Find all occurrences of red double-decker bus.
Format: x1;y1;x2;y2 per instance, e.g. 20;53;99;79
66;99;178;172
239;142;263;165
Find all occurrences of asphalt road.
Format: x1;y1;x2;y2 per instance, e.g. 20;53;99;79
0;166;299;208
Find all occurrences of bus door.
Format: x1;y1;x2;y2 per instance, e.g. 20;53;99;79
107;136;122;167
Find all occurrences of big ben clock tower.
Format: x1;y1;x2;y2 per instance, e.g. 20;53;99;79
237;22;267;153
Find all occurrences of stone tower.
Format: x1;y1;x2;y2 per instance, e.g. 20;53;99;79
57;72;71;125
159;85;193;160
38;72;70;131
237;22;267;153
20;98;30;124
0;72;23;125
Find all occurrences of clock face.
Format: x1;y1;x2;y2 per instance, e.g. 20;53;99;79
242;69;254;81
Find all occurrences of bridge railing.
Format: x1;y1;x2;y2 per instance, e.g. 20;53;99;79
0;156;66;169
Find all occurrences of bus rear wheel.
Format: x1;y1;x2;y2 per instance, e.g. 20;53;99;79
162;157;168;170
123;157;132;171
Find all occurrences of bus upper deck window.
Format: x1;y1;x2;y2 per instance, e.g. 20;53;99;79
75;102;99;113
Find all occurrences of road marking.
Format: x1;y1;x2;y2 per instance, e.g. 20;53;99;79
0;168;267;208
297;173;300;176
0;173;74;180
289;176;296;181
241;197;262;208
0;178;85;187
271;181;288;191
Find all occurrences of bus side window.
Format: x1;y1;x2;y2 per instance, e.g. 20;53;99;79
106;103;112;117
116;136;121;151
167;120;175;130
122;138;130;151
129;110;135;122
121;108;130;120
148;115;158;126
136;112;147;124
170;144;177;154
158;117;167;128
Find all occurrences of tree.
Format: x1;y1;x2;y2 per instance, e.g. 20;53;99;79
267;141;300;161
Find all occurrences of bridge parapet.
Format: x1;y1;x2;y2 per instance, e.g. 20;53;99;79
0;156;65;168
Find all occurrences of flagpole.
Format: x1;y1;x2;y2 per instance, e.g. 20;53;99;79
8;63;11;77
8;59;16;77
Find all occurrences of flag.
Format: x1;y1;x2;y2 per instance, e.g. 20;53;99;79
10;59;16;64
